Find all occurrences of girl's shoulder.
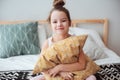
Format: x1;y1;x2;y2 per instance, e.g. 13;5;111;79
41;39;49;52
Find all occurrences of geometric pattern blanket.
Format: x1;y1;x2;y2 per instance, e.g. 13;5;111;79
95;63;120;80
0;63;120;80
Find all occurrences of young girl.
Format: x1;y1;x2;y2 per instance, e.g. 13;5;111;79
31;0;96;80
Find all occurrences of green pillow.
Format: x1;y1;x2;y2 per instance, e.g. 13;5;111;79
0;21;40;58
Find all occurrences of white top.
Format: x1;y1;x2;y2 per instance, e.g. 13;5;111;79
48;37;53;47
47;35;74;47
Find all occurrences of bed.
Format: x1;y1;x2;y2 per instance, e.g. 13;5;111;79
0;19;120;80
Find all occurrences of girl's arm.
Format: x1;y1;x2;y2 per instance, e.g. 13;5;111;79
59;49;86;71
48;49;87;77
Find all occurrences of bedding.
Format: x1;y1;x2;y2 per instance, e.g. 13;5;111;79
0;51;119;80
0;19;120;80
83;35;107;60
38;23;52;49
69;27;105;48
0;63;120;80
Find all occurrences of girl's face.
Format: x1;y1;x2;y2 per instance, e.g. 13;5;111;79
50;10;70;35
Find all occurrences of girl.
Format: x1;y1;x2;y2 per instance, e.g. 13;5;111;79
31;0;96;80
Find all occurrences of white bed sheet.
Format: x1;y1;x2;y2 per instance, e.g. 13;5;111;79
95;47;120;65
0;55;39;71
0;47;119;71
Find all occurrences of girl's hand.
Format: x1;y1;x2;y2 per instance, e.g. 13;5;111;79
59;72;74;80
48;65;62;77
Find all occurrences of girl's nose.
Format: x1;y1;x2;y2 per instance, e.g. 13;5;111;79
57;21;62;27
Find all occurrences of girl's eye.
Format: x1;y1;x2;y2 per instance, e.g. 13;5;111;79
62;20;66;22
53;21;57;23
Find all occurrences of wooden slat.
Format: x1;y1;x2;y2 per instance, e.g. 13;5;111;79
38;20;48;24
103;19;108;46
0;20;35;24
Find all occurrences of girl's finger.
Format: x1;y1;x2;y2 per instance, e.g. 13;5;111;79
67;74;73;80
52;73;56;77
69;73;74;77
64;76;70;80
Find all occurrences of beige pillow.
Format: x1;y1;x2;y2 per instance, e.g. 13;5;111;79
33;35;100;80
44;55;100;80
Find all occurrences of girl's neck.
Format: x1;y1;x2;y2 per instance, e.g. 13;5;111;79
52;34;71;43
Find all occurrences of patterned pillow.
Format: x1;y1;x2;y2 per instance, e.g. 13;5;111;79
0;21;40;58
33;35;100;80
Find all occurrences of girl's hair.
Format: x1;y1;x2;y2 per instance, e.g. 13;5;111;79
47;0;71;26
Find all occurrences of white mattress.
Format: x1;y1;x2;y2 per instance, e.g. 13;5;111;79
0;48;119;71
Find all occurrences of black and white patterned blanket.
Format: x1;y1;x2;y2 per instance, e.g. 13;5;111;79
95;63;120;80
0;63;120;80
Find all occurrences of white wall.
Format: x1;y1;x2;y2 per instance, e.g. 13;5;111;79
0;0;120;56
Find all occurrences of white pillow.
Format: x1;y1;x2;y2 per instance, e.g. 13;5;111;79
69;27;105;48
69;27;107;60
83;35;107;60
38;24;52;49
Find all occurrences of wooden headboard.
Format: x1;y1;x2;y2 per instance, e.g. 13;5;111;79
38;19;108;46
0;19;108;46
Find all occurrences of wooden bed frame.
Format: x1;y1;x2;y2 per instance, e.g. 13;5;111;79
0;19;108;46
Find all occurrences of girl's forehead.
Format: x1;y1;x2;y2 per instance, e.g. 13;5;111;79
51;10;68;20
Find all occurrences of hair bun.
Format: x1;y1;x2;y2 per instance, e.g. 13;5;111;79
53;0;65;8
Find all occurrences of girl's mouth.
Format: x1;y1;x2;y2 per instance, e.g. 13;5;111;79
57;27;64;30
